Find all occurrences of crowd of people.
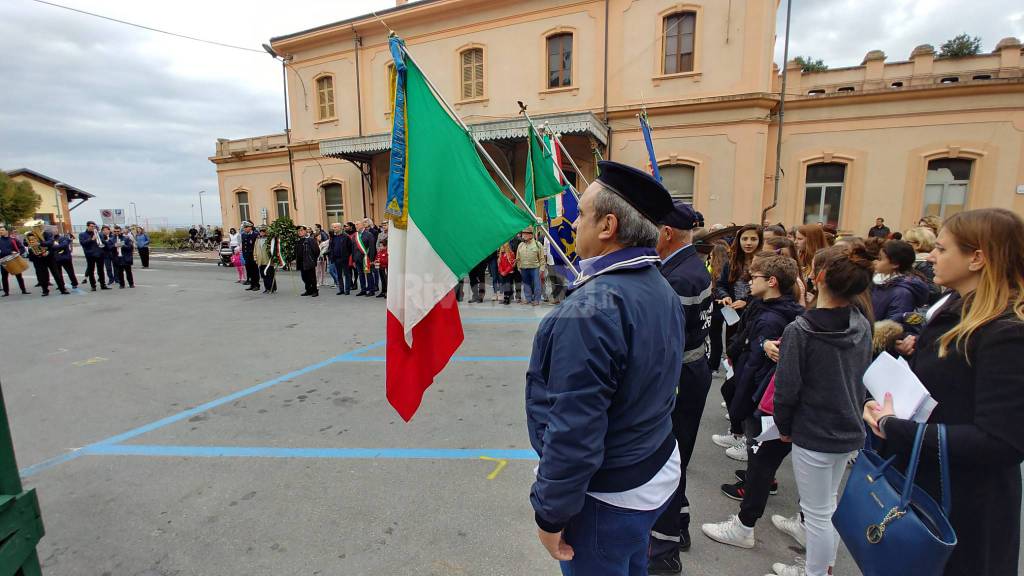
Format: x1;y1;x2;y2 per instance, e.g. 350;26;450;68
523;160;1024;576
0;221;150;297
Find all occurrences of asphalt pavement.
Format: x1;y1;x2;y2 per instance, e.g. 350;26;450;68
6;257;856;575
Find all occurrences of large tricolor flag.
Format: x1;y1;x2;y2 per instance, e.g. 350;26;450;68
384;36;534;421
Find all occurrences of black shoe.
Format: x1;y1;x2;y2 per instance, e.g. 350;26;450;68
263;289;270;294
41;291;49;297
733;470;779;494
71;284;79;290
679;529;691;552
376;292;386;298
248;286;261;291
22;290;31;295
647;553;682;575
118;285;124;289
100;285;111;290
1;293;7;297
336;291;344;295
60;289;70;295
364;291;376;297
90;285;97;292
310;292;318;297
300;291;311;296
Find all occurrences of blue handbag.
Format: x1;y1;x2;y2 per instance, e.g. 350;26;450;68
833;423;956;576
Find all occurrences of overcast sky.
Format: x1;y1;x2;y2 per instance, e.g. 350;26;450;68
1;0;1021;227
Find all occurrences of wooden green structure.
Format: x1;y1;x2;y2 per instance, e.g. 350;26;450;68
0;383;43;576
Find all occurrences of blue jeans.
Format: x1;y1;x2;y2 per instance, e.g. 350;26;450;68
559;495;670;576
521;267;541;303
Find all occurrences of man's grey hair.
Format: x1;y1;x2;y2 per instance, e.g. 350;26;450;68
592;183;659;248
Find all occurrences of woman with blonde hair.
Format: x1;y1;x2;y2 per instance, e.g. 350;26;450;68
866;208;1024;576
905;226;942;303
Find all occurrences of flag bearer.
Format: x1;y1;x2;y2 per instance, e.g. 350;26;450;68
526;161;682;576
648;201;715;574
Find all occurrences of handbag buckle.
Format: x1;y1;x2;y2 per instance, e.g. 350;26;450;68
866;507;906;544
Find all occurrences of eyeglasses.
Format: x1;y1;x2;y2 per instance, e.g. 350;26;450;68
750;274;768;280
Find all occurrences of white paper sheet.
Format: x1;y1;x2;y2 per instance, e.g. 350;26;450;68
722;305;740;326
724;358;735;380
755;415;780;442
863;352;937;423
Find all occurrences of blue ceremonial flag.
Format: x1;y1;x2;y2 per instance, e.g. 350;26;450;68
639;111;661;182
386;35;409;228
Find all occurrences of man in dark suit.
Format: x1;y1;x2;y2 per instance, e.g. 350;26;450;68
360;218;378;296
240;221;260;291
649;201;715;574
295;225;319;297
329;223;353;295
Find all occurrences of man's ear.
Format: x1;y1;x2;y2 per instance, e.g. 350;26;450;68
598;213;617;241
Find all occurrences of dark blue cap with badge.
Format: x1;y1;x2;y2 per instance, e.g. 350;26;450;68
596;160;674;224
660;200;704;230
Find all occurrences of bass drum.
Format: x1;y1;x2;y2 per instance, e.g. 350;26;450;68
0;254;29;275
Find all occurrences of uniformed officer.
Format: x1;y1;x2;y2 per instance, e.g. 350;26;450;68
239;222;260;291
527;161;683;575
648;202;715;574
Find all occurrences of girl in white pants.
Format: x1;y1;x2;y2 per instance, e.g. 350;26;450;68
771;245;875;576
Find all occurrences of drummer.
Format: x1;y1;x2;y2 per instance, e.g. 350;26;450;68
0;225;31;297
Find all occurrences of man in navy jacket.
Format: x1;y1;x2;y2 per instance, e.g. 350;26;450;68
79;221;109;290
648;202;714;572
328;223;353;295
51;232;78;290
526;161;682;575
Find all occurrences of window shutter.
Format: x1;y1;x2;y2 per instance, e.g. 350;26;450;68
473;49;484;97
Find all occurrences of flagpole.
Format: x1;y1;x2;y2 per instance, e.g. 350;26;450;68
517;101;581;203
543;125;591;189
399;45;581;280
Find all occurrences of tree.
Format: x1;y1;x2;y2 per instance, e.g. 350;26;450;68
939;34;982;57
0;172;41;227
268;216;297;268
794;56;828;73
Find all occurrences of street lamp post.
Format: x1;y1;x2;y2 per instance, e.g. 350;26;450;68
262;43;298;214
129;201;138;227
191;204;195;226
198;191;206;228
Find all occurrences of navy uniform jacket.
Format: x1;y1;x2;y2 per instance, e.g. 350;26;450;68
113;235;134;266
526;247;684;532
79;230;103;258
101;234;117;261
240;230;259;259
53;236;73;263
660;244;713;363
328;233;352;264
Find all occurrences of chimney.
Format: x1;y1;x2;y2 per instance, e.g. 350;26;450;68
994;37;1022;78
910;44;935;86
862;50;886;90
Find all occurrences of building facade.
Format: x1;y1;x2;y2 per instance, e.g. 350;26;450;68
4;168;94;231
210;0;1024;235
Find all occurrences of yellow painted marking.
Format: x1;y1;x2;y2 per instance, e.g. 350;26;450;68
73;357;108;367
479;456;508;480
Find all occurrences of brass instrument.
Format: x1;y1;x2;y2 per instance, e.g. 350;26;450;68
23;220;48;258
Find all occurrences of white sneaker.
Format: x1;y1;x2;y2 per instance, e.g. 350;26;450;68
771;513;807;547
726;444;748;461
712;433;745;450
771;561;806;576
701;515;755;549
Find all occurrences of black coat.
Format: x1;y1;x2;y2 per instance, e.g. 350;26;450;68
79;230;103;258
295;236;319;271
660;244;713;358
360;229;377;261
881;293;1024;575
328;233;352;264
53;236;73;263
112;235;134;266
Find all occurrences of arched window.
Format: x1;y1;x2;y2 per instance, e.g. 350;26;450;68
660;164;695;203
460;48;484;100
316;75;336;120
274;188;290;219
547;34;573;88
323;183;344;225
804;162;846;226
924;158;972;218
236;191;250;224
663;12;696;74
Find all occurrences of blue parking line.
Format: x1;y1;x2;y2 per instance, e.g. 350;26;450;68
20;340;385;478
86;444;538;461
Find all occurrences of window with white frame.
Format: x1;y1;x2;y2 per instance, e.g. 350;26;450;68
237;191;250;224
323;183;344;225
803;162;845;227
660;164;695;203
924;158;972;218
274;188;290;219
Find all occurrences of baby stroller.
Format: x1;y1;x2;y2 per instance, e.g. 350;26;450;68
218;241;234;266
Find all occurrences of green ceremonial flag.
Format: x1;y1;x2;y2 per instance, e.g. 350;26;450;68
524;125;564;208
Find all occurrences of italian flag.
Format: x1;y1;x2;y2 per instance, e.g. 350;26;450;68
385;39;533;421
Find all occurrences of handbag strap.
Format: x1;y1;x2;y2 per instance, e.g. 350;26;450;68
899;423;928;509
938;423;951;515
899;423;952;515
